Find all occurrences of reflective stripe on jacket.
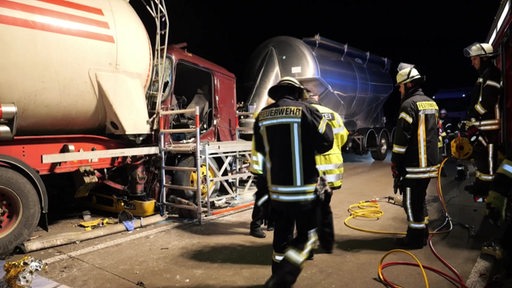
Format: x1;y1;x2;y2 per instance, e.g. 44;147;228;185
252;96;333;202
311;103;349;189
391;89;440;179
468;64;502;131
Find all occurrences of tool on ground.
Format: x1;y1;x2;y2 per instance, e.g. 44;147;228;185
78;218;113;231
1;256;46;288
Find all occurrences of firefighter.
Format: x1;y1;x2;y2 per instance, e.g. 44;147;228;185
251;77;333;288
391;63;440;249
439;108;454;158
249;150;274;238
438;111;448;177
480;149;512;287
482;155;512;253
462;42;502;199
303;92;349;254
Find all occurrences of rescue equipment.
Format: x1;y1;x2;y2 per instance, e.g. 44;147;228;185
79;218;114;231
1;256;46;288
83;193;156;217
450;137;473;159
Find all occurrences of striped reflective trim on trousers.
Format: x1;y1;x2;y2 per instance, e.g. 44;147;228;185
283;229;318;266
272;252;285;263
404;186;427;230
404;165;440;179
256;194;269;207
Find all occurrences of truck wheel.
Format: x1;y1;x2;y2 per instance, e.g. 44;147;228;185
171;156;220;217
0;167;41;257
371;132;389;161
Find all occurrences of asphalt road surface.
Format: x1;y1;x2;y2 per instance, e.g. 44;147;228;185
1;154;498;287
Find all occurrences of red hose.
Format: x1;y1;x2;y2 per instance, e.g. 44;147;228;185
210;201;254;215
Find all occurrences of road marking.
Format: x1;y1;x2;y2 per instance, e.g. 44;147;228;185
44;225;173;264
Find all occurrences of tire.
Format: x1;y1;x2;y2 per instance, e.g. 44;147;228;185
0;167;41;257
371;131;389;161
171;156;220;217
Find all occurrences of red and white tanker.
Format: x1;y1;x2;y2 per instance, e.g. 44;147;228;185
0;0;246;256
1;0;153;136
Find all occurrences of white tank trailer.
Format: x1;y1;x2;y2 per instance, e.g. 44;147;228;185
0;0;153;137
240;35;394;160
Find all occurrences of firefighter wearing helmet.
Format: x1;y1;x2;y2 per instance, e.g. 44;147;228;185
462;42;502;200
438;108;453;158
251;76;333;287
303;91;349;255
391;63;440;249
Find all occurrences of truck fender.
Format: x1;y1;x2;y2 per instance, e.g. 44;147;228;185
390;127;397;146
358;128;390;161
0;155;49;231
362;129;378;149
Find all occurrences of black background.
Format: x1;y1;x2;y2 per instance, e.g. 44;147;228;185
132;0;501;119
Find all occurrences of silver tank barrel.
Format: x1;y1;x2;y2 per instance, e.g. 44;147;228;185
243;35;393;131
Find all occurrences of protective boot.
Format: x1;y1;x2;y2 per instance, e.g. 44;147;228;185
265;257;301;288
250;226;266;238
395;228;427;249
455;164;467;181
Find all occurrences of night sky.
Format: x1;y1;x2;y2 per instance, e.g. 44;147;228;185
163;1;500;93
133;0;501;118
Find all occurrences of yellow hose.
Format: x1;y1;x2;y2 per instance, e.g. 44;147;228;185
344;200;405;235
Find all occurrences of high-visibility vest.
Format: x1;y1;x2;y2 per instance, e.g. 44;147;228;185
312;103;349;189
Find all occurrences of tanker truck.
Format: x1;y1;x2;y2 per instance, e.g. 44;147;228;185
0;0;253;256
239;35;394;161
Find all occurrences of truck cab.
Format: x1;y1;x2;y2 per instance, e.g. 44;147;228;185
161;45;238;143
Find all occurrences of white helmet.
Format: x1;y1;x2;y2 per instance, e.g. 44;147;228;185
396;63;421;85
463;42;495;57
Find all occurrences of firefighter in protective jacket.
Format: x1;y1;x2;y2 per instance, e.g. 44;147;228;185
304;92;349;253
391;63;440;249
251;77;333;288
481;152;512;261
463;42;502;199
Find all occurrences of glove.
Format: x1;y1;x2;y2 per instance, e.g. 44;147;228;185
465;125;479;141
391;162;406;194
391;162;404;178
485;190;507;226
316;176;332;201
393;176;402;195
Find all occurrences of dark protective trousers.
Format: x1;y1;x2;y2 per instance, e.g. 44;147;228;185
471;130;499;198
316;191;334;251
401;178;430;245
269;200;317;287
250;176;272;230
